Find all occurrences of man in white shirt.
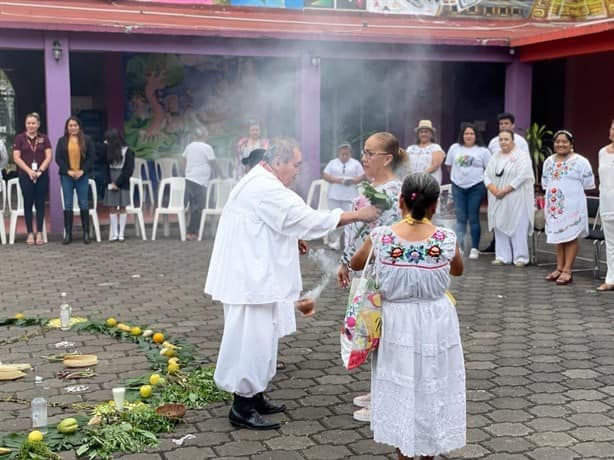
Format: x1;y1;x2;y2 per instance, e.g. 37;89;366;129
182;128;220;240
205;137;379;430
488;112;529;155
484;112;530;253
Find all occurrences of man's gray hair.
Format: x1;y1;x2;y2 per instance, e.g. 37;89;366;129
263;137;299;165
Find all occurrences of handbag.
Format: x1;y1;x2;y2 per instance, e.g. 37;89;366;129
340;243;382;370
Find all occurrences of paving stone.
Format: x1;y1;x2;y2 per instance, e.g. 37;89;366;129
485;422;533;437
572;442;614;458
527;432;576;447
527;447;578;460
483;437;535;453
264;435;315;450
250;451;306;460
446;444;491;458
302;445;353;459
526;418;575;432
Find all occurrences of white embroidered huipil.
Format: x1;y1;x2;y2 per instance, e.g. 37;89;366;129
541;154;595;244
598;146;614;285
205;164;343;396
484;147;535;236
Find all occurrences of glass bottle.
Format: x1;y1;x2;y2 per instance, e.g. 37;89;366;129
31;376;48;433
59;292;71;331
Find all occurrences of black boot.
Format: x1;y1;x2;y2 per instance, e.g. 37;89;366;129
62;211;73;245
228;394;280;430
253;392;286;415
80;209;91;244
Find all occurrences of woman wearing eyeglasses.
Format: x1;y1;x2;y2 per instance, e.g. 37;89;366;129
542;130;595;285
483;129;534;266
322;143;365;250
337;132;407;423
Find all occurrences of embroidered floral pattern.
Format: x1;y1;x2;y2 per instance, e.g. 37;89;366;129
378;228;452;266
546;186;565;220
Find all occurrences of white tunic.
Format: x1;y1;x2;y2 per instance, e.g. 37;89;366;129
484;148;535;236
541;154;595;244
598;146;614;221
369;226;466;457
323;157;364;202
205;165;343;395
406;143;444;184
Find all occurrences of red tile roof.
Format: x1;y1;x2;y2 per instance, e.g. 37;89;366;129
0;0;612;49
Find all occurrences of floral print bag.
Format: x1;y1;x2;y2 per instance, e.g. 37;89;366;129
340;243;382;370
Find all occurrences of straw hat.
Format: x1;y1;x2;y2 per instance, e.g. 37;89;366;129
414;120;436;133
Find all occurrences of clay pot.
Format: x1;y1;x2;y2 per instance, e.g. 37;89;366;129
296;298;316;317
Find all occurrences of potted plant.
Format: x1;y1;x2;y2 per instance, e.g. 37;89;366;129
526;122;553;189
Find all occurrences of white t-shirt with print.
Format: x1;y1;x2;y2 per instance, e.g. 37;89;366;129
445;144;491;189
183;141;216;187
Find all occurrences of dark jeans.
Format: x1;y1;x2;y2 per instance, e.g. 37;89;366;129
452;182;485;251
19;173;49;233
185;179;207;234
61;174;90;210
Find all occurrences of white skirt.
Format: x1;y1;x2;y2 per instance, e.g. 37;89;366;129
371;297;466;457
213;300;295;397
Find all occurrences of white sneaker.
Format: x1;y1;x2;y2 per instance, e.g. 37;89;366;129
469;248;480;260
491;259;505;265
353;407;371;422
353;393;371;408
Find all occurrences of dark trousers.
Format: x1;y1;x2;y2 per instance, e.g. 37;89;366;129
19;173;49;233
452;182;485;251
185;179;207;234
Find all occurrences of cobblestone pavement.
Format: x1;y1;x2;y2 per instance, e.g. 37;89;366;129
1;229;613;459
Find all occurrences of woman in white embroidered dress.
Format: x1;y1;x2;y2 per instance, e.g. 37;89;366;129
597;119;614;291
484;129;535;266
351;173;465;460
337;131;406;423
542;130;595;285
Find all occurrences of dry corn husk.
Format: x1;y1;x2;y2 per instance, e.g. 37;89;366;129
64;354;98;368
0;363;31;371
0;369;26;381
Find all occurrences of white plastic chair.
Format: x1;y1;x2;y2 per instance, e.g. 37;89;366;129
125;177;147;240
306;179;329;211
154;157;181;182
7;177;48;244
60;178;101;243
0;180;6;245
151;177;187;241
133;157;154;208
216;158;235;179
197;178;237;241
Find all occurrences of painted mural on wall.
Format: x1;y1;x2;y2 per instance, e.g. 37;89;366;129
123;54;295;160
138;0;614;18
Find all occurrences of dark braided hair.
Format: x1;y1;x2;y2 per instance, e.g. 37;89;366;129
401;173;440;220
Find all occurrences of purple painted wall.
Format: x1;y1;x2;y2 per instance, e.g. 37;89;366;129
44;34;72;233
504;57;533;136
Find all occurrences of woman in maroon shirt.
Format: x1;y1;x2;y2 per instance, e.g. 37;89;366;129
12;112;52;245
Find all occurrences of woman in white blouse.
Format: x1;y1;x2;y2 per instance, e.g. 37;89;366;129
405;119;445;184
484;129;534;266
597;119;614;291
322;143;365;249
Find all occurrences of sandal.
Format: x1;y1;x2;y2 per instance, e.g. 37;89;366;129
556;271;573;285
35;233;45;245
26;233;35;246
596;283;614;292
545;269;562;281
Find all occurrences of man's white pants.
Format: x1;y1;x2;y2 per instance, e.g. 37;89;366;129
214;302;294;397
602;218;614;285
326;199;353;248
494;209;530;265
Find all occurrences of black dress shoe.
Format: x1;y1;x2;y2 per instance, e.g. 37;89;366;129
254;392;286;415
228;395;281;430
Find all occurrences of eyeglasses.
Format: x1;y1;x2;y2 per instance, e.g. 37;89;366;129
361;149;391;158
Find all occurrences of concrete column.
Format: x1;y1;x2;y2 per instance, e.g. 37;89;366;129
44;34;71;233
296;53;321;198
504;57;532;135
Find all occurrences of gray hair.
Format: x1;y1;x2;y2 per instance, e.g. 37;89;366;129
263;137;299;165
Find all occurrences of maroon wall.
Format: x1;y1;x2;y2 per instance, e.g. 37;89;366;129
564;52;614;174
